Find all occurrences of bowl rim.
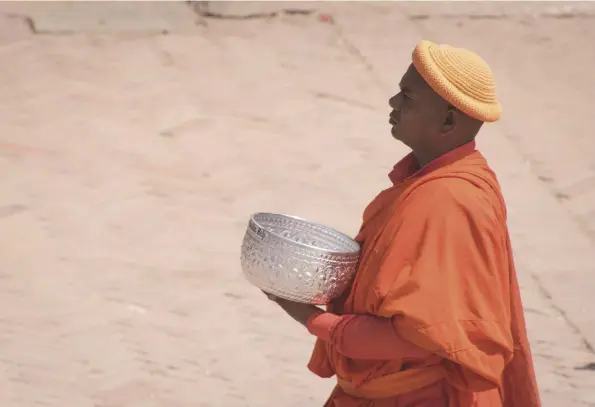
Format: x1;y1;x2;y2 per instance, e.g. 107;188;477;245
249;212;360;256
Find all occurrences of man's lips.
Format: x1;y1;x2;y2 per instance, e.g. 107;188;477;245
389;114;399;126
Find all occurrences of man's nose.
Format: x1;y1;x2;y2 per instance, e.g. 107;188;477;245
388;93;401;109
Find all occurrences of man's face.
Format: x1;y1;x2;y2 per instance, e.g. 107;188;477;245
388;65;449;150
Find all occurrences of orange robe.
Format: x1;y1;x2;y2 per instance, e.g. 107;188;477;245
307;141;541;407
307;312;433;361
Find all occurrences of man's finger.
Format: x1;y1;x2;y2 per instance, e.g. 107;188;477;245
262;290;279;301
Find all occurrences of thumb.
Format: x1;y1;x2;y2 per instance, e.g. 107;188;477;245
262;290;279;301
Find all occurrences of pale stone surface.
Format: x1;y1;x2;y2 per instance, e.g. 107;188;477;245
1;1;203;33
0;2;593;407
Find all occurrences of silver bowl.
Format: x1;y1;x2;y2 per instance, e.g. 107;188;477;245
240;212;361;305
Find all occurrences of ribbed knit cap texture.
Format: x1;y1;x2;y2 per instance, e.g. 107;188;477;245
412;40;501;122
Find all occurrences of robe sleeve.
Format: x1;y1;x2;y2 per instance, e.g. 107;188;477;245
306;312;432;360
375;178;515;391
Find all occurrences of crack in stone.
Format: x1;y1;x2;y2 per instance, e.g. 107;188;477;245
576;362;595;371
186;1;316;20
530;273;595;355
3;13;37;34
406;11;595;21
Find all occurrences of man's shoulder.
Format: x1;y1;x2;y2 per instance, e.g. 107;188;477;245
409;176;485;201
404;176;505;220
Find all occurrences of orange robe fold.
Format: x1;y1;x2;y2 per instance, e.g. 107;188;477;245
307;312;432;360
308;141;541;407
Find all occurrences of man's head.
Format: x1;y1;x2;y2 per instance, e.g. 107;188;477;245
389;41;501;165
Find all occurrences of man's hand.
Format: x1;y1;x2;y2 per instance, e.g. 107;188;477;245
262;290;322;327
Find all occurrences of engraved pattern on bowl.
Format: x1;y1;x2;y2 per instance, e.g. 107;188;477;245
240;212;361;305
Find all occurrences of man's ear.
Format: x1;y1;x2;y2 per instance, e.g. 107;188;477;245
441;107;457;135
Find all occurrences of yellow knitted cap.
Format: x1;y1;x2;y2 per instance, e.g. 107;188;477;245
412;40;501;122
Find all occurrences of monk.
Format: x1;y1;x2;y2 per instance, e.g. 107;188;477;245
263;40;542;407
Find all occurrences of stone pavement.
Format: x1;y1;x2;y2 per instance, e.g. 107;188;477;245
0;2;594;406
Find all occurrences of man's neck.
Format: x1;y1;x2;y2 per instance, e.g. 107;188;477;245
413;139;475;168
412;149;443;168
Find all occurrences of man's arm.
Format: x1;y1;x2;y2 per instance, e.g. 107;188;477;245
307;311;433;360
265;292;432;361
264;292;323;327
